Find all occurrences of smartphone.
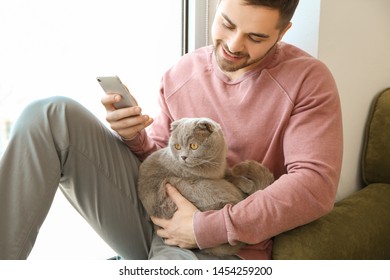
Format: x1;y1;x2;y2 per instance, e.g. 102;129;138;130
96;76;138;109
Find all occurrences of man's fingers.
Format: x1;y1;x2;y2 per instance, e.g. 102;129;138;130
151;216;167;229
101;92;153;140
114;116;153;140
101;94;120;111
165;184;189;208
105;106;142;122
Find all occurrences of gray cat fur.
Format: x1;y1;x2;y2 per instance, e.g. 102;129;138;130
138;118;274;257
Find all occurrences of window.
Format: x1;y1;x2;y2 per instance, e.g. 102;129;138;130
0;0;182;155
0;0;182;259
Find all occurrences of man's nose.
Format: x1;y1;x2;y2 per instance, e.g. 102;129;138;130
227;32;245;54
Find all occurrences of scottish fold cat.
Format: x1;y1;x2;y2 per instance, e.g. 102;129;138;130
138;118;274;256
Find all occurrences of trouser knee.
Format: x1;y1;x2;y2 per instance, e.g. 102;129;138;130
19;96;83;122
11;96;91;137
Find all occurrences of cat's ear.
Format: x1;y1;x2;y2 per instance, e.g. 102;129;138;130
170;120;181;131
197;119;220;133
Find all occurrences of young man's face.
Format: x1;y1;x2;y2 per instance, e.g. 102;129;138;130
211;0;291;78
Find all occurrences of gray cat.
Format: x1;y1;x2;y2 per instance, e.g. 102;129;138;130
138;118;274;256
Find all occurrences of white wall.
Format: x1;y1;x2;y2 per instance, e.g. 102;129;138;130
318;0;390;200
282;0;321;57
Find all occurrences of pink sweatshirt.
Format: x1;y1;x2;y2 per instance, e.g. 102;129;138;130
125;42;343;259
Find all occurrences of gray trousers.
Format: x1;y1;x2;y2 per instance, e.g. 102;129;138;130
0;97;237;260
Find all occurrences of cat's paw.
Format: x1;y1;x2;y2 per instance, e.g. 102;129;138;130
202;243;242;257
151;178;178;219
231;160;274;194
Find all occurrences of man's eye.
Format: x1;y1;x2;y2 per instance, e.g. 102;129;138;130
249;35;264;43
222;21;234;30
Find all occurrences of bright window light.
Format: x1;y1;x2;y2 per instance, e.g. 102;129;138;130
0;0;182;259
0;0;182;154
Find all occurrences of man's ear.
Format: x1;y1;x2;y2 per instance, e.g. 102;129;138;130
278;22;292;42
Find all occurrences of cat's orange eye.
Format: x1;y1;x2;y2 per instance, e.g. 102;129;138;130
190;143;199;150
175;144;181;150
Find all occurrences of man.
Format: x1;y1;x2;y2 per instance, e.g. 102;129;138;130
0;0;342;260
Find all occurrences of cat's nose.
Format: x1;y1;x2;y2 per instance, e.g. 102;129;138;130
181;156;188;161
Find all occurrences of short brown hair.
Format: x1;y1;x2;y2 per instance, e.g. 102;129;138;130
242;0;299;30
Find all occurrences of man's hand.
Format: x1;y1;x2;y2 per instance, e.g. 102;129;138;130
151;184;199;249
101;94;153;140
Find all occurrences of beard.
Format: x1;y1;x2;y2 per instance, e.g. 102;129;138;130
214;40;277;73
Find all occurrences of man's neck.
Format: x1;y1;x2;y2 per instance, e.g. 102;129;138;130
223;69;246;81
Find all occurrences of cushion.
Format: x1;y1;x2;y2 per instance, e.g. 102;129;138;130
362;88;390;185
272;183;390;259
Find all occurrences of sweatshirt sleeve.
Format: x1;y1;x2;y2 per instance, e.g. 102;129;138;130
193;60;343;250
121;129;159;161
